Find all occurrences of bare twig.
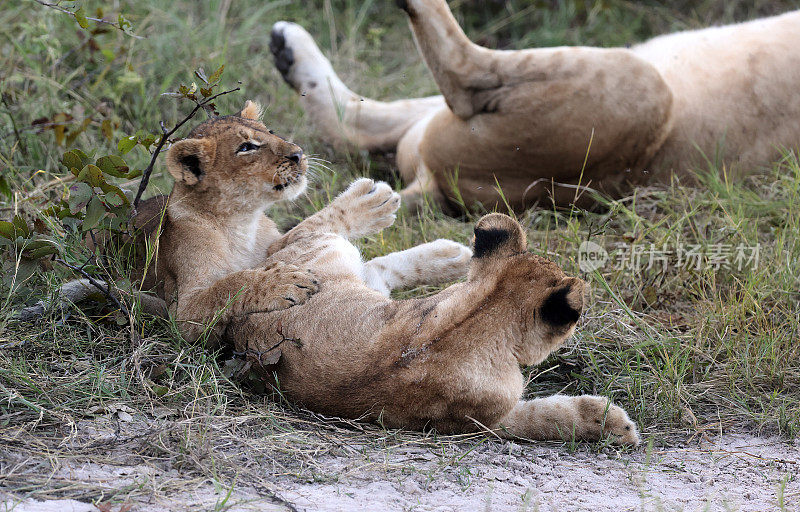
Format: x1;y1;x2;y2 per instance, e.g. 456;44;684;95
132;86;241;210
1;94;26;156
33;0;143;39
54;258;130;318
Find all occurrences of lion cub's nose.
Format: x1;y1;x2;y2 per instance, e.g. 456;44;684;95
286;151;303;164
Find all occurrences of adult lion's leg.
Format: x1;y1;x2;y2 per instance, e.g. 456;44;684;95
397;0;499;119
496;396;640;446
270;22;446;153
363;239;472;295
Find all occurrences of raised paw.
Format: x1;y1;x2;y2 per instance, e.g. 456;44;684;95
270;21;338;94
577;395;640;447
332;178;401;238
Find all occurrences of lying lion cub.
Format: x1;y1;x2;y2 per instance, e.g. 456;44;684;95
228;211;639;445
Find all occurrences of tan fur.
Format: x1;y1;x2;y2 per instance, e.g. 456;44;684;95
153;103;321;344
40;104;637;445
152;103;471;347
226;212;640;445
272;3;800;211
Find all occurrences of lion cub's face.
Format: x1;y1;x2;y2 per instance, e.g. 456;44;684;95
166;100;308;214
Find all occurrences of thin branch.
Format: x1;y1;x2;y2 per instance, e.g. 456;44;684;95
55;258;130;319
33;0;143;39
1;94;26;156
132;86;241;210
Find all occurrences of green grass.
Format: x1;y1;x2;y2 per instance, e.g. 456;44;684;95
2;0;800;506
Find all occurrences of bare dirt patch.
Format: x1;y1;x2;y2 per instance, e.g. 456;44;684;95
3;413;797;512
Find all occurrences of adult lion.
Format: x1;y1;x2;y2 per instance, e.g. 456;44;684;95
270;0;800;211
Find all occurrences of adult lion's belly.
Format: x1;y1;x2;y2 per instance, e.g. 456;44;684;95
636;10;800;175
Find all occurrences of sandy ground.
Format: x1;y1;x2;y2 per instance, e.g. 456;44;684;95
3;431;798;512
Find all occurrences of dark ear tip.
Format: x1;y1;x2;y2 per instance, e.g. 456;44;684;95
540;285;582;326
472;214;526;258
473;227;511;258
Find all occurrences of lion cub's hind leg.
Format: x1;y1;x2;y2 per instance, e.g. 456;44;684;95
363;239;472;296
497;395;640;446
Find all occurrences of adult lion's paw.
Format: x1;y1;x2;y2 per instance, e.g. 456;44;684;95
334;178;401;238
247;262;319;313
270;21;339;95
577;395;640;447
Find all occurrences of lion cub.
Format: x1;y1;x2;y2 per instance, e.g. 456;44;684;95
160;101;471;344
228;211;640;446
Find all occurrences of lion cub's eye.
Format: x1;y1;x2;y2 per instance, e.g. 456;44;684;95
236;142;260;153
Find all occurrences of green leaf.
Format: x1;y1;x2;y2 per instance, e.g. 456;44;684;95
62;151;82;173
74;6;89;29
99;182;129;206
0;221;16;240
77;164;103;187
24;240;53;251
28;246;58;259
0;176;10;199
12;260;38;288
100;48;115;61
118;14;131;31
151;384;169;397
82;196;106;231
26;240;59;259
96;155;129;177
12;215;29;238
68;182;93;214
135;130;157;149
208;64;225;84
105;192;125;207
62;149;92;174
118;135;137;154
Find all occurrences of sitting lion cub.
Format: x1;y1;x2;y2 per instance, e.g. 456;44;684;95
228;211;640;445
159;101;472;344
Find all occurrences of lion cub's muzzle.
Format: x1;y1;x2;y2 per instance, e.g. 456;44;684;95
273;150;308;192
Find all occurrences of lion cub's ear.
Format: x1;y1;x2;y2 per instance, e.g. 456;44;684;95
166;138;216;186
238;100;263;120
472;213;527;258
540;277;586;327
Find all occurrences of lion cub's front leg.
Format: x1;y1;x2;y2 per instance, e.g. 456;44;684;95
269;178;401;255
176;262;318;345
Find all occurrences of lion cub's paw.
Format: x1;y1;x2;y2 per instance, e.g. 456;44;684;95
577;395;640;447
246;262;319;314
425;239;472;280
335;178;401;238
